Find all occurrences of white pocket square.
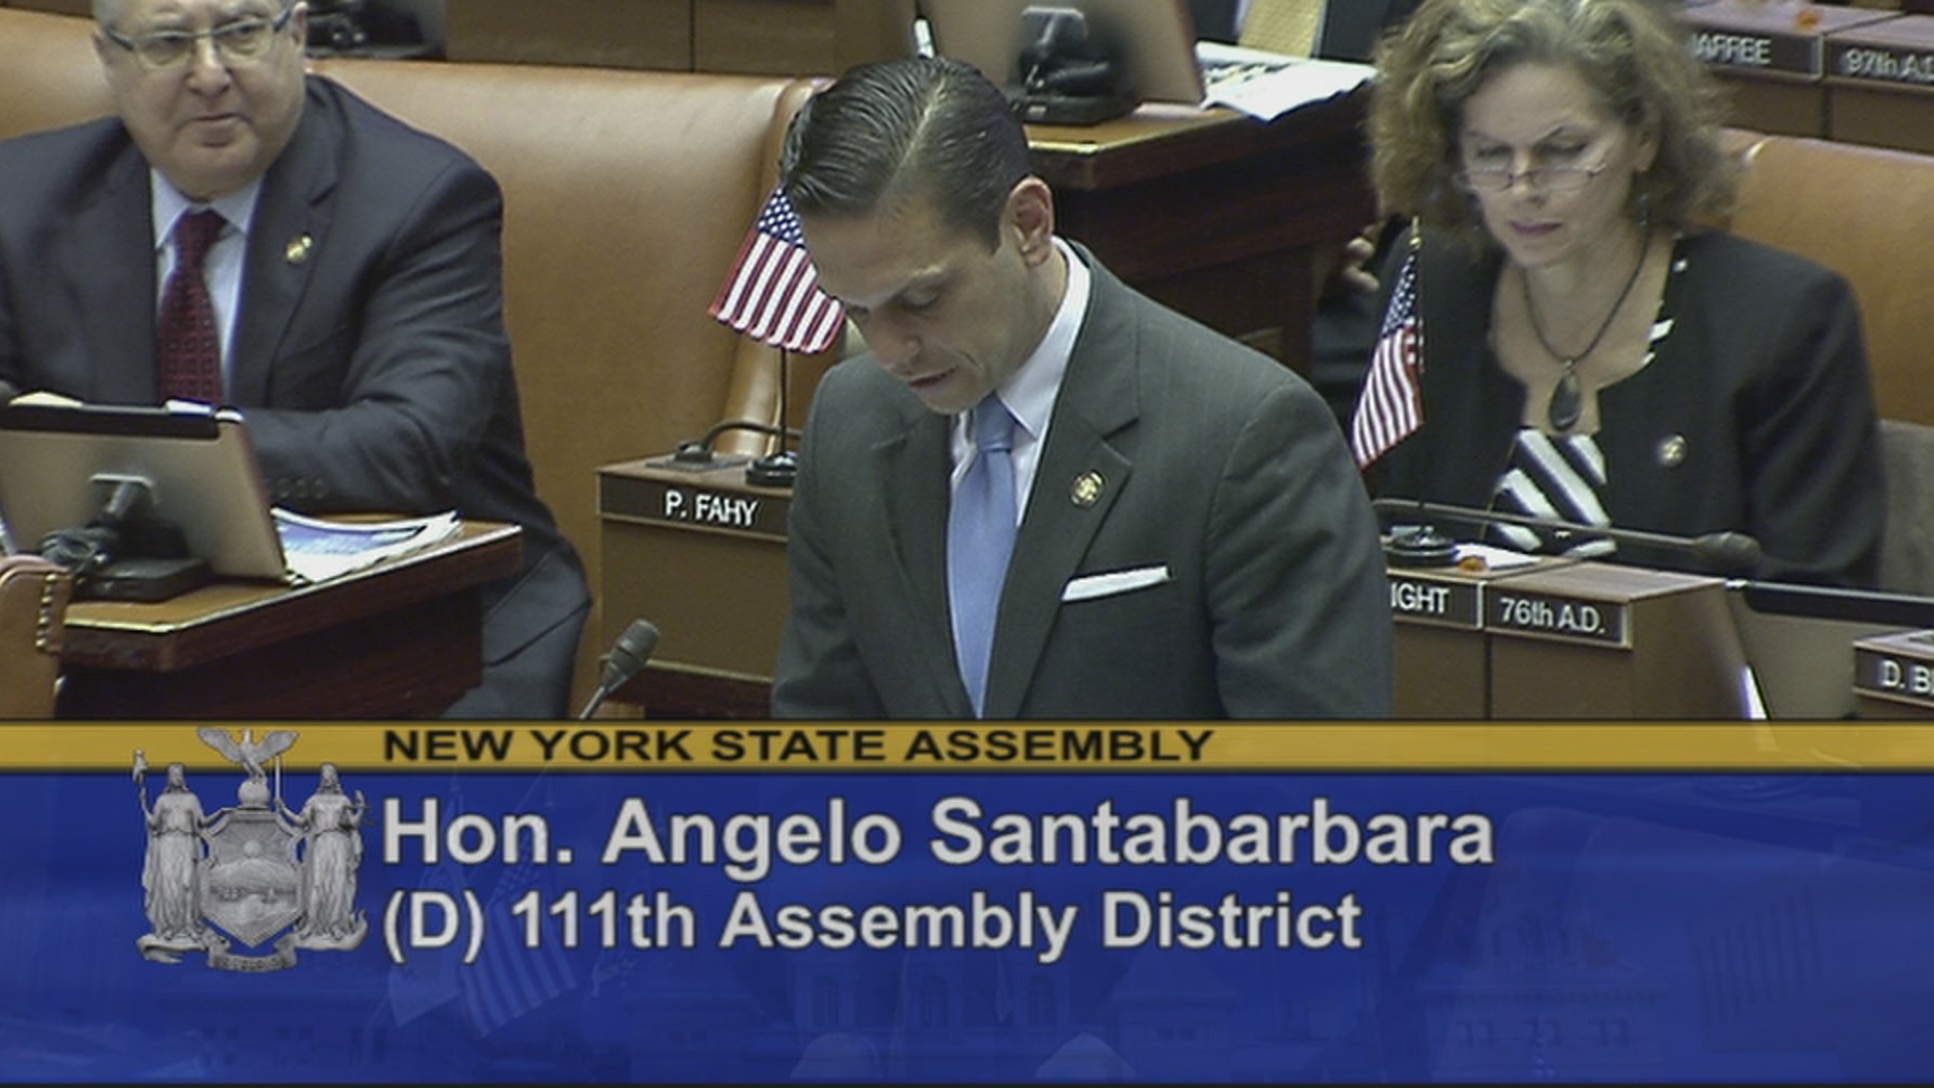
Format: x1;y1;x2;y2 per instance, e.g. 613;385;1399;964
1061;564;1172;602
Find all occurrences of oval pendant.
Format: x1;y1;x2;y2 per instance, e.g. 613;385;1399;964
1548;368;1583;431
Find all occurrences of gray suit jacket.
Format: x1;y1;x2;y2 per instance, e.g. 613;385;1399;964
772;246;1392;719
0;77;589;716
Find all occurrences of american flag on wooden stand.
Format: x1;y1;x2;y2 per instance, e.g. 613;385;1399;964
457;780;578;1037
1349;230;1425;468
708;187;845;353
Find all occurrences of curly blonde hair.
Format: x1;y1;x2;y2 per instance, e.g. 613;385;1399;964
1369;0;1737;251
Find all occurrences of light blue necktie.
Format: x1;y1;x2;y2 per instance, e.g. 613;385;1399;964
948;395;1018;717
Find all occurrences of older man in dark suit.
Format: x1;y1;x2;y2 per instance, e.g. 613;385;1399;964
769;56;1391;720
0;0;588;716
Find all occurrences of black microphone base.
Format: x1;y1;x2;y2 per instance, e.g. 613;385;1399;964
1384;525;1459;568
80;556;213;602
745;451;797;489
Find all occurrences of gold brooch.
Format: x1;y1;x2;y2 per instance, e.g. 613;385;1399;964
1070;471;1104;507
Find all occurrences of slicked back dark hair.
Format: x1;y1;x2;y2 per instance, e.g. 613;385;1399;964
779;55;1033;251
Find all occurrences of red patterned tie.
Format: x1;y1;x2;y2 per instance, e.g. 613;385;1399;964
156;209;227;404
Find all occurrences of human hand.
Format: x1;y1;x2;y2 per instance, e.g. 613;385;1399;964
1334;224;1382;296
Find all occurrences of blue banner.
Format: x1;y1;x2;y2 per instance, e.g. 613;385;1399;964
5;727;1934;1082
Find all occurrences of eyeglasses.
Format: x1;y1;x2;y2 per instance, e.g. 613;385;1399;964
103;5;296;72
1454;161;1610;194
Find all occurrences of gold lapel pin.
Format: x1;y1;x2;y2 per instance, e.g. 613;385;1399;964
285;234;314;264
1071;471;1104;508
1656;434;1687;468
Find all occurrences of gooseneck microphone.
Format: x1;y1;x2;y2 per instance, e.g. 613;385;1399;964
575;618;662;720
1371;497;1764;573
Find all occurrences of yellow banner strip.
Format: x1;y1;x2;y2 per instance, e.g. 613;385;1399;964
6;721;1934;771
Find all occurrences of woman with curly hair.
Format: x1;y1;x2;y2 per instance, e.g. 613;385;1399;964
1355;0;1883;587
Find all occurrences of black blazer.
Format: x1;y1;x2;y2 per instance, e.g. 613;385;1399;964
1374;230;1884;588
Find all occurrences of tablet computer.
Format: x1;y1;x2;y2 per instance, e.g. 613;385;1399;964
0;401;289;582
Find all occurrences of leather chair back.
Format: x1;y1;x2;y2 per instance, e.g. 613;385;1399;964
0;555;73;719
1726;132;1934;427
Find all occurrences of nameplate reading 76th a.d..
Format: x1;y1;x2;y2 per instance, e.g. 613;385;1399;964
1486;589;1630;648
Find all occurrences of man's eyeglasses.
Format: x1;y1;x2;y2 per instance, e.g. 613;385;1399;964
1454;161;1610;195
103;5;296;72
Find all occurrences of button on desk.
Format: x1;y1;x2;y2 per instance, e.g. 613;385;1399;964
57;521;521;719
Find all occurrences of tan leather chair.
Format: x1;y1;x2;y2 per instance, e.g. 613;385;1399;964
0;554;73;719
1725;132;1934;428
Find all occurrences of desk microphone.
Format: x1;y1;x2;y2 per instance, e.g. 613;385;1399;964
1371;497;1764;573
576;618;662;720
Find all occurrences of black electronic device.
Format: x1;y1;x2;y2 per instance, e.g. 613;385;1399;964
0;402;289;602
1010;6;1135;124
923;0;1206;120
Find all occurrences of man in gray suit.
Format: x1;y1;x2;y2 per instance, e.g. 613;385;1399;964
0;0;589;716
769;55;1390;720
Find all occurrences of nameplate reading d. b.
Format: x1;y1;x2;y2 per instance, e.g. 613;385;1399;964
1853;631;1934;709
1487;589;1629;648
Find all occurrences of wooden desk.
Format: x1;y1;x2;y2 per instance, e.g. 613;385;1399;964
598;457;787;719
1390;557;1756;718
57;522;522;719
445;0;837;75
1680;1;1899;138
1028;93;1375;372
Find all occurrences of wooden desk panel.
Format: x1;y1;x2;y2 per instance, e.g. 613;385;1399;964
1681;1;1900;138
1029;95;1375;372
1825;15;1934;154
444;0;692;70
598;458;788;719
58;522;521;719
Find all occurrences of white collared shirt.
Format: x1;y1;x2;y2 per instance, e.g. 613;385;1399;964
152;172;265;394
951;236;1093;523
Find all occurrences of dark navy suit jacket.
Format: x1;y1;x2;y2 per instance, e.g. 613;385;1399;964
0;77;589;716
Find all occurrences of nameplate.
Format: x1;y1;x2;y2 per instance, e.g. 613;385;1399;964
1679;3;1900;80
1853;630;1934;707
1830;18;1934;90
598;473;790;538
1387;573;1482;630
1486;588;1630;648
1689;27;1821;78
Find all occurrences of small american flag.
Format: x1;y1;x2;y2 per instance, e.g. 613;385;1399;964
1349;239;1425;468
708;188;845;353
458;855;577;1037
